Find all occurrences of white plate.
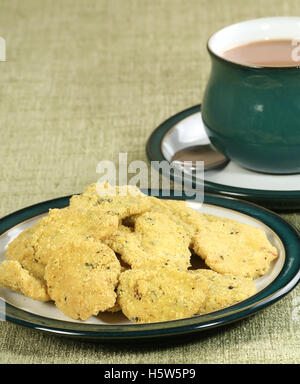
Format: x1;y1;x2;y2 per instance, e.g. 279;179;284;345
0;193;299;341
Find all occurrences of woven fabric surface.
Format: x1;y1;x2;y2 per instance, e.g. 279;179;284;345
0;0;299;364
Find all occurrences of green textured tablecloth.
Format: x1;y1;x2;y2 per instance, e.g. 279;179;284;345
0;0;299;364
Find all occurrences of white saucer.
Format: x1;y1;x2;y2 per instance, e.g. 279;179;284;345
146;105;300;209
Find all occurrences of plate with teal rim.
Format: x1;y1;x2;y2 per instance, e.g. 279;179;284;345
146;104;300;210
0;191;299;342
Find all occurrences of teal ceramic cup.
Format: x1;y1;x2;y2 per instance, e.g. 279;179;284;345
202;17;300;174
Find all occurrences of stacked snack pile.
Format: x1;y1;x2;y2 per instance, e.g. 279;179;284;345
0;183;278;323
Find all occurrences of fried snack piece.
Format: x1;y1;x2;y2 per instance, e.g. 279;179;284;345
192;219;278;278
42;206;119;241
125;197;219;244
118;267;207;323
6;223;45;281
122;197;208;245
105;212;191;270
7;207;118;281
105;259;131;313
134;212;191;268
0;260;50;302
70;183;151;221
147;197;210;242
104;225;144;267
45;240;121;320
190;269;257;314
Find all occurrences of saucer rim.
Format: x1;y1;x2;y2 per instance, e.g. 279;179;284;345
146;104;300;203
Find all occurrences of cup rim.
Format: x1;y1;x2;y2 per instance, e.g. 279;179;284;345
207;17;300;70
